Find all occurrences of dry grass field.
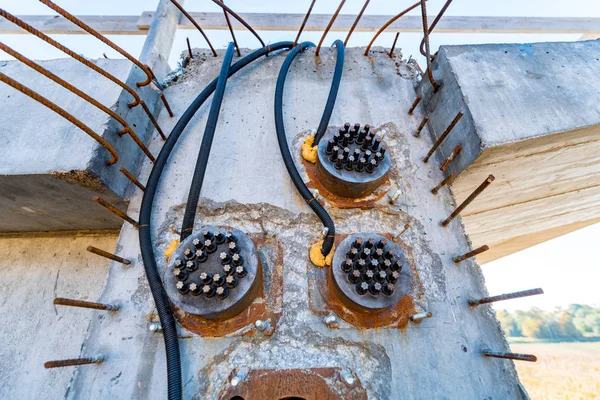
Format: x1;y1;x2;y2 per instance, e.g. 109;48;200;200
511;342;600;399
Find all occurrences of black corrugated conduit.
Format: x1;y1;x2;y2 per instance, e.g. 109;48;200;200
313;39;345;145
180;42;235;240
274;42;336;256
138;42;295;400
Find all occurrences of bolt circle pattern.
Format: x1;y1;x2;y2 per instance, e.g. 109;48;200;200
165;226;259;319
316;124;391;198
331;233;410;311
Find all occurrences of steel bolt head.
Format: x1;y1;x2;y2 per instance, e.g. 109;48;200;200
148;322;162;333
323;314;337;326
255;319;268;331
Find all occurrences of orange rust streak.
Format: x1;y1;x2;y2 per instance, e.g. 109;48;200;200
301;157;389;209
175;233;284;337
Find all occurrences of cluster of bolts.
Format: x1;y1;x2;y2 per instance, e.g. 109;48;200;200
172;230;248;300
325;123;386;173
341;237;404;296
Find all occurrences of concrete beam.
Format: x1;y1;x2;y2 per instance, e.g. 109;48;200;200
417;39;600;262
1;13;598;35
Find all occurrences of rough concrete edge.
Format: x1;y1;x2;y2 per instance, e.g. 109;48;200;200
441;40;600;149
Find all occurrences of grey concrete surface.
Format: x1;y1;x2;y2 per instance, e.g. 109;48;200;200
0;57;164;231
0;234;118;400
42;47;525;399
417;39;600;179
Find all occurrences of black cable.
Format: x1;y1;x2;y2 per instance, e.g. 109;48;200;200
274;42;336;256
313;39;345;145
138;41;295;400
180;42;235;240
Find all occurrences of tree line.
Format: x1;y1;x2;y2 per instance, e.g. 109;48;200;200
497;304;600;340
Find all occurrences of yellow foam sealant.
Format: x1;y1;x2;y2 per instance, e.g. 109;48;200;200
310;240;335;267
301;130;318;164
164;239;180;261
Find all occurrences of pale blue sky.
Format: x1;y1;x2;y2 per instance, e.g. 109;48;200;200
1;0;599;311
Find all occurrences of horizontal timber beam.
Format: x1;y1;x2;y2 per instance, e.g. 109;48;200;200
1;13;598;36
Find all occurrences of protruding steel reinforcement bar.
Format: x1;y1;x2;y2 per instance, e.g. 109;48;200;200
0;70;118;165
186;37;193;59
441;174;494;226
344;0;370;46
389;32;400;57
93;196;139;228
469;288;544;307
423;111;463;163
294;0;317;47
54;297;120;311
221;0;241;56
410;311;432;322
414;116;428;137
439;144;462;172
0;9;167;140
211;0;265;48
316;0;347;56
40;0;153;87
431;172;454;194
482;349;537;362
364;0;423;55
420;0;440;91
44;354;105;369
120;168;146;192
0;42;155;162
408;95;423;115
169;0;217;57
454;245;489;263
420;0;454;57
87;246;131;265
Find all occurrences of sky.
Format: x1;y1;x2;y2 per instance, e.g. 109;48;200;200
1;0;599;312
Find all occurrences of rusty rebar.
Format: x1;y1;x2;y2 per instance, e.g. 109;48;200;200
393;223;411;240
170;0;216;57
469;288;544;307
364;0;423;55
420;0;440;91
420;0;454;57
186;37;193;59
440;144;462;172
441;174;494;227
415;61;425;78
454;245;489;263
423;111;463;163
482;349;537;362
389;32;400;58
159;93;174;119
119;168;146;192
408;95;423;115
44;354;104;369
93;196;139;228
40;0;153;87
431;173;454;194
0;71;118;165
294;0;317;47
221;0;241;56
0;41;155;163
344;0;370;46
211;0;265;48
0;10;166;140
414;116;428;137
87;246;131;265
316;0;347;56
54;297;119;311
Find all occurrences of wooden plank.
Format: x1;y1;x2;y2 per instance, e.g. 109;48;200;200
0;15;142;35
2;13;599;35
